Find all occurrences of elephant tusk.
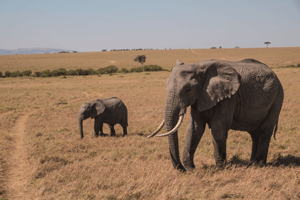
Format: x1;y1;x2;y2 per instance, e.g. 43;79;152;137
156;115;184;137
147;120;165;138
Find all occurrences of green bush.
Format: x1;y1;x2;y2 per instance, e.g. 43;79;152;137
21;70;32;76
130;67;144;73
143;65;163;71
87;68;97;75
97;65;118;74
67;70;77;76
1;63;167;78
10;71;21;77
286;65;296;68
75;68;85;75
34;71;42;77
51;68;68;76
120;68;129;73
41;70;52;77
5;71;11;77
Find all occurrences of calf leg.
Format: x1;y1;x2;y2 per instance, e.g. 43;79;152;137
108;124;116;136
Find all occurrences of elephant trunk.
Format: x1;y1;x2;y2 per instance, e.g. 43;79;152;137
164;94;185;171
78;116;84;139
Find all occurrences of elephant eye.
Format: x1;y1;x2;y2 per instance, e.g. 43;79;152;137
185;87;191;93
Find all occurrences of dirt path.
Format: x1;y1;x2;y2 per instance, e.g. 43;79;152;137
5;112;32;199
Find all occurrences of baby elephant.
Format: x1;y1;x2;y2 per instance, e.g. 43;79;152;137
78;97;128;139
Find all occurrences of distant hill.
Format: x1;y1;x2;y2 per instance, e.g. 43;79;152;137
0;48;77;55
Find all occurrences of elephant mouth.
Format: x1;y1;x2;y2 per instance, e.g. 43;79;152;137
147;115;184;138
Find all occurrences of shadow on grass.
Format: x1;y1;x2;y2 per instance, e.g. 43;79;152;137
226;154;300;168
271;154;300;167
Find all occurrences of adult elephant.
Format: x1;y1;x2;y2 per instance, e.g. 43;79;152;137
78;97;128;139
148;59;284;172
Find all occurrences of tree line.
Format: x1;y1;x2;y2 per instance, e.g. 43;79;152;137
0;64;167;78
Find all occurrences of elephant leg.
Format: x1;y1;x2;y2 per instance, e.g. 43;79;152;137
211;129;227;166
182;106;206;170
99;123;107;136
109;124;116;136
252;98;283;164
252;128;273;165
210;99;235;166
94;119;100;137
249;132;259;162
122;125;127;136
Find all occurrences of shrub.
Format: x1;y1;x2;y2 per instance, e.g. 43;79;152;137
67;70;77;76
5;71;11;77
130;67;144;73
41;70;52;77
34;71;42;77
51;68;68;76
21;70;32;76
97;65;118;74
143;65;163;72
10;71;21;77
75;68;85;75
87;68;97;75
120;68;129;73
285;65;296;68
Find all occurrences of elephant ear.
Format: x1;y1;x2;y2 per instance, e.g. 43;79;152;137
91;101;105;119
197;62;240;112
176;60;184;65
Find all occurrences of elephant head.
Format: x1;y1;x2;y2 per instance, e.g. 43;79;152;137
148;60;240;170
78;100;105;139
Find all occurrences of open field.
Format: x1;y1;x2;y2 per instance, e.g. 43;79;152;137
0;48;299;199
1;47;300;73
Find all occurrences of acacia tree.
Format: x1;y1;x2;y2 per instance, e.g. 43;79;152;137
134;55;146;66
264;41;271;48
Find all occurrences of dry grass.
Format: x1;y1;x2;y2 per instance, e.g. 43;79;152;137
0;47;300;73
0;48;299;199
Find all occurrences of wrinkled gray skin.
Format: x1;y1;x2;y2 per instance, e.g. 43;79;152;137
164;59;284;171
78;97;128;139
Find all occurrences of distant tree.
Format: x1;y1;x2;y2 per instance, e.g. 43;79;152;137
0;71;2;77
134;55;146;66
264;42;271;48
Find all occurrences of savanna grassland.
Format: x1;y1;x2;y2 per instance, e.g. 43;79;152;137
0;47;299;199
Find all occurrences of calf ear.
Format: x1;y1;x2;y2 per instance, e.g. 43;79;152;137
91;101;105;118
197;62;240;112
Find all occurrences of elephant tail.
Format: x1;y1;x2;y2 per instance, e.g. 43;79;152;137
273;121;278;140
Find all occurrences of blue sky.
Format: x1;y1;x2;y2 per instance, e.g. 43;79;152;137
1;0;300;52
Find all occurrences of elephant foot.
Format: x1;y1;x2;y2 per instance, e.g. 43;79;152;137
174;164;186;172
110;133;116;137
182;162;195;171
216;160;227;169
248;160;266;167
100;133;108;137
